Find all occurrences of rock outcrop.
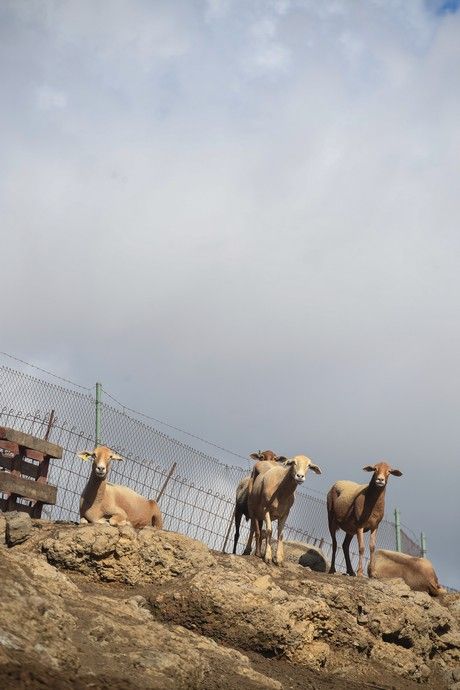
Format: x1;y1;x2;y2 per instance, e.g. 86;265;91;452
0;521;459;690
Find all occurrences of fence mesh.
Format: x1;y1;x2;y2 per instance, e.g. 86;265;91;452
0;363;422;569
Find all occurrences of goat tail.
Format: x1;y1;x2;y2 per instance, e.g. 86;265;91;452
150;500;163;529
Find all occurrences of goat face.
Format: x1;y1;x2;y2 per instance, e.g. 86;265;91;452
78;445;123;479
250;450;279;463
363;461;403;488
285;455;322;484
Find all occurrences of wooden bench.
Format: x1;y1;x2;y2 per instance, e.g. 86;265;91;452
0;426;62;518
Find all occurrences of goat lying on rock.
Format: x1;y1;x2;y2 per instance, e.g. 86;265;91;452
369;549;443;596
248;455;322;565
78;446;163;529
327;461;402;577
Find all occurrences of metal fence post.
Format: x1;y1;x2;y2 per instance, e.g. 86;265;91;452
420;532;427;558
44;409;55;441
221;507;236;554
95;382;102;445
156;462;177;504
394;508;401;552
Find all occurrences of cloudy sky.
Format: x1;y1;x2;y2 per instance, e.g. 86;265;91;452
1;0;459;587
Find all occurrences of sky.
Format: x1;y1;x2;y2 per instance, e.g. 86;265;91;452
1;0;459;587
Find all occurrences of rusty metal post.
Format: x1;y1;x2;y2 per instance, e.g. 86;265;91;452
44;409;55;441
156;462;177;503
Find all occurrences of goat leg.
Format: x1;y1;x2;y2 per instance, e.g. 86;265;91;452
343;533;355;576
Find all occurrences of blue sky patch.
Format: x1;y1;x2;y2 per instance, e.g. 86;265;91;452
429;0;460;15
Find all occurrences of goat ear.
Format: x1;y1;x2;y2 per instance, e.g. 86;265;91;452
362;465;375;472
277;456;288;464
78;451;93;462
284;457;295;466
309;463;322;475
110;452;123;461
390;469;403;477
249;452;260;461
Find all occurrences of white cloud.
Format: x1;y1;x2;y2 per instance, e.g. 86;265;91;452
36;85;67;110
205;0;231;21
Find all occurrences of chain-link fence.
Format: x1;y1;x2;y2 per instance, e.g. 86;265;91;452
0;362;422;571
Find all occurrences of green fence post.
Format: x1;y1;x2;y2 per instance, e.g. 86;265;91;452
95;382;102;445
421;532;427;558
394;508;401;552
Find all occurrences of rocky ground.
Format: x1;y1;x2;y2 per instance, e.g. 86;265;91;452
0;513;459;690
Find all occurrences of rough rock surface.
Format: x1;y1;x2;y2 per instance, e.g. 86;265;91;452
0;541;280;690
42;523;217;584
1;521;459;690
3;511;33;546
283;540;329;572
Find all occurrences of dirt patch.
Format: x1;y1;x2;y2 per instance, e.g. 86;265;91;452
67;568;451;690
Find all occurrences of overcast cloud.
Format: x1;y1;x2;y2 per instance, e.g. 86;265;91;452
1;0;459;587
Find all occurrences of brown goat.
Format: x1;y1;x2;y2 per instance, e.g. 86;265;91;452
79;446;163;529
233;450;285;555
369;549;443;596
327;461;402;576
248;455;322;565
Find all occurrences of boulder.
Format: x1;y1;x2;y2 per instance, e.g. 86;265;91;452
283;540;329;572
42;523;217;584
4;511;33;546
298;546;329;572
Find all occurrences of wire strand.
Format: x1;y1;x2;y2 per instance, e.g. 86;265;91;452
0;352;92;391
0;351;326;494
102;386;249;462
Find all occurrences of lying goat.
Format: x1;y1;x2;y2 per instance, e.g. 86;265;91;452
78;445;163;529
369;549;443;596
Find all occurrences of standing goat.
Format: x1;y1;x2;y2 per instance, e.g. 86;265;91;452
327;461;402;577
78;446;163;529
233;450;283;555
248;455;322;565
